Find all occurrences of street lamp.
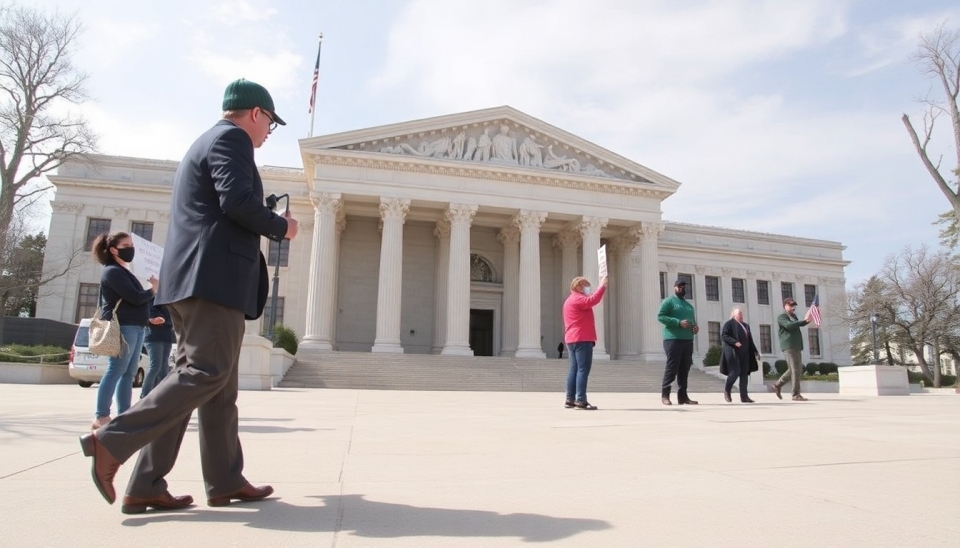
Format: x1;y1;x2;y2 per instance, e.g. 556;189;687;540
870;313;879;364
265;193;290;340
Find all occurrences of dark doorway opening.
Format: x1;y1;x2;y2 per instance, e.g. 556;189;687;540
469;309;494;356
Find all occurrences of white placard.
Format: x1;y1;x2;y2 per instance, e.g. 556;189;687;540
130;234;164;288
597;244;608;279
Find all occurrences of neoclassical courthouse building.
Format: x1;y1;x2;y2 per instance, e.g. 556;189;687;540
37;107;851;366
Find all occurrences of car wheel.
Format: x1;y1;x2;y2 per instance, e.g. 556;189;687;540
133;367;145;388
78;380;94;388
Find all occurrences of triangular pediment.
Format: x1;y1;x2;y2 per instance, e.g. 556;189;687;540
300;106;679;190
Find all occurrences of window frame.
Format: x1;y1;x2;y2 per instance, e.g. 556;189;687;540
85;218;112;251
757;280;770;306
732;278;745;304
705;276;720;302
75;283;100;323
130;221;154;242
267;239;290;267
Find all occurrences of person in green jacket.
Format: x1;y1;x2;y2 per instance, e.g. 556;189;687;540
773;297;815;401
658;279;699;405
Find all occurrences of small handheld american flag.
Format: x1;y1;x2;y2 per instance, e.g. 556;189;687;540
809;294;822;327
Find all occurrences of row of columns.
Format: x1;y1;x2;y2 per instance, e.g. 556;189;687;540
299;192;666;359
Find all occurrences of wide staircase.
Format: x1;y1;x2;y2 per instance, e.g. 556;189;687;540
279;352;725;393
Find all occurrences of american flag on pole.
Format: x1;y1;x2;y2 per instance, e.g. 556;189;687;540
308;38;322;114
809;294;822;327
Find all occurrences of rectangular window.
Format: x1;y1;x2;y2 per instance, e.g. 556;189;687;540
804;284;818;306
85;218;111;251
759;325;772;354
262;296;285;333
781;282;794;303
757;280;770;305
659;272;666;300
677;273;694;299
75;283;99;323
809;328;821;356
708;321;721;349
268;239;290;267
705;276;720;301
732;278;745;303
130;221;154;242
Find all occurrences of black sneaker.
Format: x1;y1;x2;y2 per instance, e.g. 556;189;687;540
574;401;598;410
564;400;575;409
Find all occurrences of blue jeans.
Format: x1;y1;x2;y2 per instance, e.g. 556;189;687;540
565;341;595;403
140;339;172;398
95;325;145;418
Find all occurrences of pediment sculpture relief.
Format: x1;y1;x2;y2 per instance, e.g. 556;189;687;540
372;124;614;178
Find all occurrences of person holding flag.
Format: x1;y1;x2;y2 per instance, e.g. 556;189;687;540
772;297;817;401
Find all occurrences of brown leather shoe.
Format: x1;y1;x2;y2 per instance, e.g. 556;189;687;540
792;395;808;401
773;383;783;400
208;483;274;507
741;397;755;403
121;492;194;514
723;391;732;403
661;396;672;406
79;433;121;504
678;398;698;405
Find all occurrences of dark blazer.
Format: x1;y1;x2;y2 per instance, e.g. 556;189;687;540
156;120;288;319
719;319;759;376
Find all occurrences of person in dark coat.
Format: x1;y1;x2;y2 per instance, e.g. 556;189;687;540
140;301;174;398
719;307;760;403
79;78;299;514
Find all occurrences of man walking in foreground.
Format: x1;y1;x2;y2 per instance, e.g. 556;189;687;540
79;79;299;513
773;297;814;401
658;279;699;405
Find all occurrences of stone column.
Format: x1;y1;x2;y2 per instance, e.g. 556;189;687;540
431;219;451;354
553;228;581;302
578;216;609;360
300;192;342;356
745;270;766;390
441;204;478;356
639;222;665;364
515;210;547;358
610;229;641;359
331;209;347;346
498;226;520;356
372;197;410;353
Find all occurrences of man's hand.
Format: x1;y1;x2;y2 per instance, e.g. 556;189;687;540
680;319;690;328
284;211;299;240
149;317;165;325
692;325;700;334
734;342;742;348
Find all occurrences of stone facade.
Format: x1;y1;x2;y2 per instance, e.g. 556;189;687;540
37;107;852;367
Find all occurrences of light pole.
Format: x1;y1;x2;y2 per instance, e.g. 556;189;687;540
870;313;879;364
265;193;290;340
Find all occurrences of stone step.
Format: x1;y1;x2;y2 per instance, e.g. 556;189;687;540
280;351;726;393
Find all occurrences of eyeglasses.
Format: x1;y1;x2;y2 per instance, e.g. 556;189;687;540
786;303;797;307
261;109;277;134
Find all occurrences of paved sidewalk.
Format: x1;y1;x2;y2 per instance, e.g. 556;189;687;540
1;384;957;547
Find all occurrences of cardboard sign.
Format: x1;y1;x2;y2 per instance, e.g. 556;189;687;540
597;244;608;279
130;234;164;288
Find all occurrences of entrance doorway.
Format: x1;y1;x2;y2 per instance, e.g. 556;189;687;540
469;309;494;356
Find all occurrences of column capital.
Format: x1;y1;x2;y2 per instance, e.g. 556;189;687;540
577;216;608;236
445;203;478;225
552;228;580;250
379;197;411;221
310;192;342;213
639;221;665;240
336;208;347;235
434;218;451;240
497;225;520;246
608;230;640;253
513;210;547;231
695;265;708;275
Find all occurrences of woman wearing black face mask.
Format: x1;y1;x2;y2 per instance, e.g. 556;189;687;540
90;232;159;430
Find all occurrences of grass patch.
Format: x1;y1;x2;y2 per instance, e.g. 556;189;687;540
0;344;70;365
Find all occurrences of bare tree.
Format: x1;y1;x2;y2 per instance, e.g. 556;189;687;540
902;25;960;225
0;4;96;280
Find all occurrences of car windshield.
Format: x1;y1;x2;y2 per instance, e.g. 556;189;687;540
74;326;90;347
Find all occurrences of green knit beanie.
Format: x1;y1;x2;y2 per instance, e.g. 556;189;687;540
221;78;286;126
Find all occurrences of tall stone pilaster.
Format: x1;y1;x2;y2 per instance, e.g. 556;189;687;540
372;197;410;353
498;226;520;356
441;204;478;356
553;228;581;302
610;229;641;359
639;222;665;364
515;210;547;358
579;216;609;360
300;192;342;357
431;219;451;354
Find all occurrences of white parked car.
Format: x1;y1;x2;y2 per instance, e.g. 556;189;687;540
68;318;176;388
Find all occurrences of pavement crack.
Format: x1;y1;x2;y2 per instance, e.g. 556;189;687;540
0;451;77;480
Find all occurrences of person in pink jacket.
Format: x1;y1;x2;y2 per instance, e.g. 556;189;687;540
562;275;609;410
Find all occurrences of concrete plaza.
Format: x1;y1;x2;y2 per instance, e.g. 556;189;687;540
1;383;957;547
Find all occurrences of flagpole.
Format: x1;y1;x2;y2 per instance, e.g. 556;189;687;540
308;33;323;138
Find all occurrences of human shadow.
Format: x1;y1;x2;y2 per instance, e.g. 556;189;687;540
121;494;611;542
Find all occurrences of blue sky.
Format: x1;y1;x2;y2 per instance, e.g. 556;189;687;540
29;0;960;287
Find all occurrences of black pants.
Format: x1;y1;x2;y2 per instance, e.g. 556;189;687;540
662;339;693;398
724;361;750;400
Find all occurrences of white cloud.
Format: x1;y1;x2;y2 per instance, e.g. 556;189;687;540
839;9;960;77
210;0;278;26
